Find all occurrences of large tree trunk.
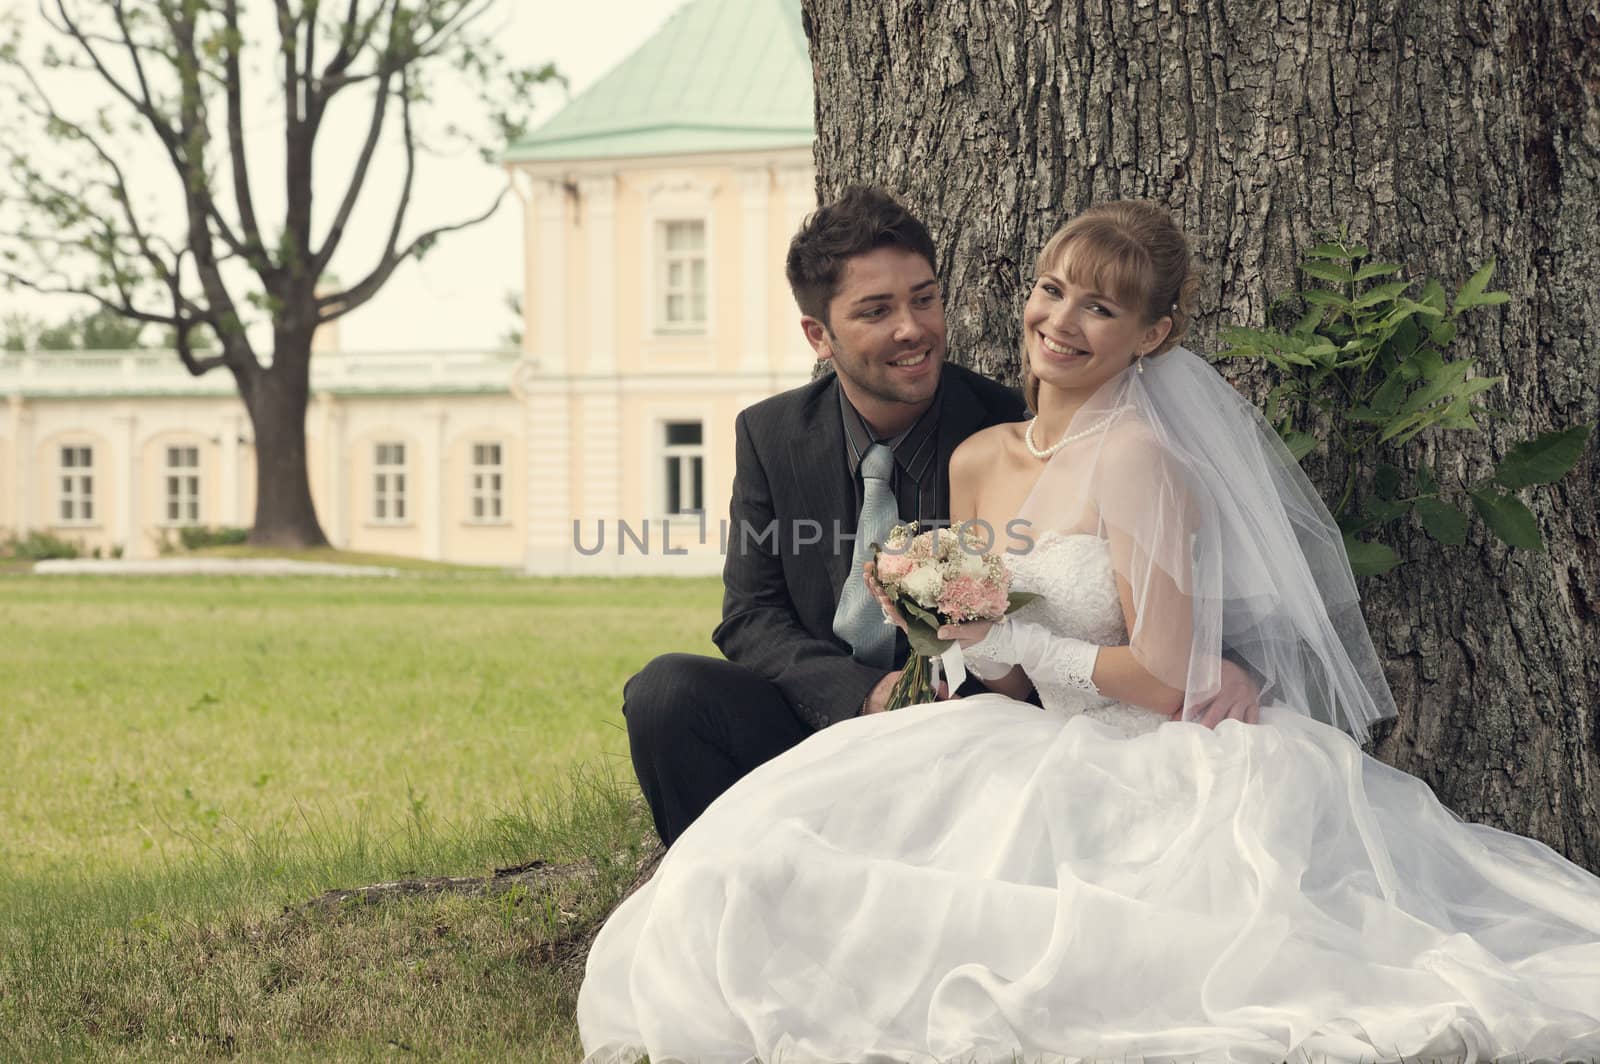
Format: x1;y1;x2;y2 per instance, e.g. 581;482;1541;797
244;349;329;549
801;0;1600;868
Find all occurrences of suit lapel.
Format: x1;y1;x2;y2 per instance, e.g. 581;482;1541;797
788;377;855;597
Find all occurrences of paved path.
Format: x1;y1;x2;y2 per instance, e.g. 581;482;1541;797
33;558;401;577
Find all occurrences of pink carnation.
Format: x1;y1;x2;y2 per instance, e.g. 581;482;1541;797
936;574;1010;624
876;552;915;582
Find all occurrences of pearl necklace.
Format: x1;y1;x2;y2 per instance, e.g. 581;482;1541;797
1024;405;1133;460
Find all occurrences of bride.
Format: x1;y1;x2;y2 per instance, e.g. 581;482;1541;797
577;202;1600;1063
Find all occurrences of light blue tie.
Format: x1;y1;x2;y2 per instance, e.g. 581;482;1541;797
833;443;899;669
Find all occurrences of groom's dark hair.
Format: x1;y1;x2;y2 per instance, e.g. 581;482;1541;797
785;185;938;326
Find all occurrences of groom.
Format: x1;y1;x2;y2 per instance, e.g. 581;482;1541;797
621;186;1024;846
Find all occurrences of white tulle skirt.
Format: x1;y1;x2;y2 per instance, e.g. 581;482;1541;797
578;697;1600;1063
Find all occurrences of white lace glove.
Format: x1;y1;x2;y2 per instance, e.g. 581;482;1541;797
962;618;1101;693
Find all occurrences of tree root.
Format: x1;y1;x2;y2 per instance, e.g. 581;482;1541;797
290;842;668;979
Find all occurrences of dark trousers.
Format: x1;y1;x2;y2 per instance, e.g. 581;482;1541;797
623;653;813;847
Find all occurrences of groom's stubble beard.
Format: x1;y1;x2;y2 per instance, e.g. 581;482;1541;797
823;322;947;416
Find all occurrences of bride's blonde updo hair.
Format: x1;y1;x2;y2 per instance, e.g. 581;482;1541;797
1023;200;1199;412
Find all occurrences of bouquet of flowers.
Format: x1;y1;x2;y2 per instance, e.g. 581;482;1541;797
870;522;1037;710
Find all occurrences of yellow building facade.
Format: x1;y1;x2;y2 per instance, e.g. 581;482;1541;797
504;0;815;574
0;349;527;565
0;0;815;574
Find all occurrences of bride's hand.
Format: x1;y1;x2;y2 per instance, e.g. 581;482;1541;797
936;620;995;649
863;561;910;633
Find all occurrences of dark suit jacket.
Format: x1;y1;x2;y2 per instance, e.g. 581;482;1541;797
712;363;1029;731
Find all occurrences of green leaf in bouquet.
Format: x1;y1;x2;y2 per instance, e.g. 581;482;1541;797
1005;590;1040;613
899;597;943;631
903;616;952;659
1492;424;1594;490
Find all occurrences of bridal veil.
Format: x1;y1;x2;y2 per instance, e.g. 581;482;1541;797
1014;346;1398;742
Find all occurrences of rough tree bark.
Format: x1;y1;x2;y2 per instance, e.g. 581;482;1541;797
801;0;1600;868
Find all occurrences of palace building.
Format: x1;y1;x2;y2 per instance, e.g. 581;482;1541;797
0;0;814;574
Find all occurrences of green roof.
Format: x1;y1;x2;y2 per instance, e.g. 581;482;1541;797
504;0;813;163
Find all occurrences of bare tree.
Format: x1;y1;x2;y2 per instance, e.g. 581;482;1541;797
800;0;1600;868
0;0;556;545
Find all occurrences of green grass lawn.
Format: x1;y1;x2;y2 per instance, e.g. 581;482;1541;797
0;571;718;1060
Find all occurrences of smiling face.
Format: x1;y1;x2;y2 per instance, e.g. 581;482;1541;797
801;246;948;436
1023;256;1172;405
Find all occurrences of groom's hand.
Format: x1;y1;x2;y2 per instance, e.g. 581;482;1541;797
863;562;910;633
1189;660;1261;727
861;670;901;715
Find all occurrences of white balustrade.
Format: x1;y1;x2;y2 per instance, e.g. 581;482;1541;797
0;348;521;398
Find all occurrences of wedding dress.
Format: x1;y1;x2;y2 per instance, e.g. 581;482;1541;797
578;530;1600;1063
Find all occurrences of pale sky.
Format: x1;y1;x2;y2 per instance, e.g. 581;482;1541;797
1;0;689;352
341;0;683;351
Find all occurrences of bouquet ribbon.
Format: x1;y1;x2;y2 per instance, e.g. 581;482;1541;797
939;642;967;693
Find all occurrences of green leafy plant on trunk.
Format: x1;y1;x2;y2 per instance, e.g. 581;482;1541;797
1218;240;1593;577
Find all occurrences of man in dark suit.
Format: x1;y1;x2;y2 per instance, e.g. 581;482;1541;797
624;186;1028;846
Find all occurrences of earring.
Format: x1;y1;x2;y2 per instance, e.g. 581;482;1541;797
1136;357;1145;375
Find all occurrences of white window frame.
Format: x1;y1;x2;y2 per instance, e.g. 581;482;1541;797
467;441;506;524
643;174;717;343
57;444;96;526
653;218;709;334
371;441;409;525
659;419;706;518
162;444;202;527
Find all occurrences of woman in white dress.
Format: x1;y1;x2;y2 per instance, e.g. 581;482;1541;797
577;202;1600;1063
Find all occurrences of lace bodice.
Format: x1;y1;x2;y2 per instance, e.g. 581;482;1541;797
1005;531;1163;737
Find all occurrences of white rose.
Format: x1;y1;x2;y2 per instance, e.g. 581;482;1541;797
957;549;988;578
900;565;944;608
